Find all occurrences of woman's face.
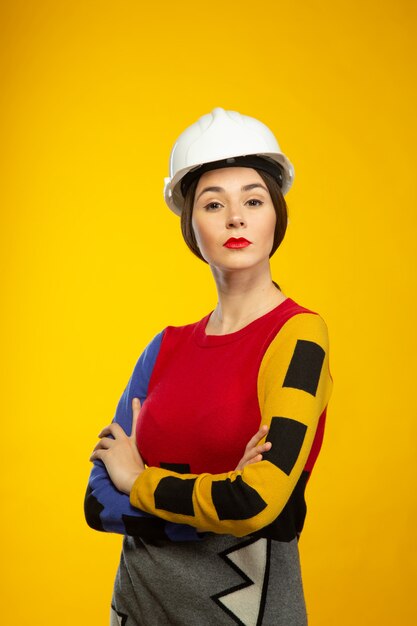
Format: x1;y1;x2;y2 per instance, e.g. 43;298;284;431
191;167;276;272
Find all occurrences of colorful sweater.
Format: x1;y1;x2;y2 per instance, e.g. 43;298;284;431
86;296;333;625
85;297;332;543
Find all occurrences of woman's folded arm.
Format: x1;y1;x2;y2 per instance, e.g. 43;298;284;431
129;313;333;537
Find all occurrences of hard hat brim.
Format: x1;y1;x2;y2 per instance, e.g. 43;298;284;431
164;152;294;216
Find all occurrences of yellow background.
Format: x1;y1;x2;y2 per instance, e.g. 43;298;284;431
1;0;416;623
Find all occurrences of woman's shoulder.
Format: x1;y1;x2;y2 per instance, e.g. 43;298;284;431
127;316;207;396
162;312;211;338
261;299;331;382
254;295;329;343
258;300;333;399
279;295;322;317
274;297;330;341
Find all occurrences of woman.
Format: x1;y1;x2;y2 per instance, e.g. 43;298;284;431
85;107;333;625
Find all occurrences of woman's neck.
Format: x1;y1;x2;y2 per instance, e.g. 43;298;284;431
206;265;287;336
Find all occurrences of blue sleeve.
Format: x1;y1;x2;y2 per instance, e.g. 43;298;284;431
84;331;200;541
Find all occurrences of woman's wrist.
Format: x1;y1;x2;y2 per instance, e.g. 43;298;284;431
125;468;143;495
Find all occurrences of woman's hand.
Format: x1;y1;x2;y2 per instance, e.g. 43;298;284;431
90;398;145;495
235;424;272;470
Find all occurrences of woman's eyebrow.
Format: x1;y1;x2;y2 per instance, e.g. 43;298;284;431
242;183;268;192
196;183;268;201
195;186;223;201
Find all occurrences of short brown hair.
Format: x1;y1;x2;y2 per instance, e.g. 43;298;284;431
180;169;288;263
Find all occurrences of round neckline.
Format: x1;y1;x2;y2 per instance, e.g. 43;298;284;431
194;297;294;347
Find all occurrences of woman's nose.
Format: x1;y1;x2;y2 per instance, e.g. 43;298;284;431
226;209;246;229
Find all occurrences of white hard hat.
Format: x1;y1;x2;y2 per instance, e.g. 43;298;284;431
164;107;295;215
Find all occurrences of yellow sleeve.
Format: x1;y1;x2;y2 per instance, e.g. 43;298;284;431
130;312;333;537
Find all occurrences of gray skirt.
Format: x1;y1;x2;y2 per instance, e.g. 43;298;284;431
111;534;307;626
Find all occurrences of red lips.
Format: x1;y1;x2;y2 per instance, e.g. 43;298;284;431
223;237;252;249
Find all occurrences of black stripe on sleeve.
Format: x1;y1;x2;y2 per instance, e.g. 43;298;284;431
212;476;267;520
252;470;309;542
262;416;307;475
122;514;168;540
283;339;325;396
84;485;104;531
160;462;191;474
154;476;196;516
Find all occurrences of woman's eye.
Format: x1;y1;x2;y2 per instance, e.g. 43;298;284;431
246;199;263;207
204;202;222;211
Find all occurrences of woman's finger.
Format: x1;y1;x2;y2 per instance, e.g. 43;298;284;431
92;437;113;452
245;453;263;466
256;441;272;454
90;448;105;462
242;441;271;464
130;398;141;440
98;423;124;439
245;424;269;451
235;427;272;471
